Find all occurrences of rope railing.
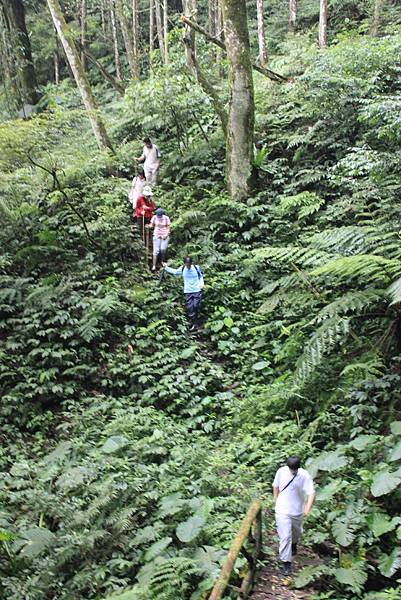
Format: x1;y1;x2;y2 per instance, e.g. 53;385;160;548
208;499;262;600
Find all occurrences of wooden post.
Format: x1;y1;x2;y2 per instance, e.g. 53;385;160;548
208;500;262;600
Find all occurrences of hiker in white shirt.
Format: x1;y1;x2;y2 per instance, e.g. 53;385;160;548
129;168;146;212
273;456;315;575
135;137;161;185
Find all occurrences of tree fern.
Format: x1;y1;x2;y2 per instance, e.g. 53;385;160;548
295;316;350;382
310;255;401;284
315;289;386;322
388;276;401;305
252;245;336;268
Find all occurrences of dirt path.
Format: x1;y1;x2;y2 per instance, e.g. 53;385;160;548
251;546;321;600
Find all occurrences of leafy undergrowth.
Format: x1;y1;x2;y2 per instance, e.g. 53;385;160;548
1;28;401;600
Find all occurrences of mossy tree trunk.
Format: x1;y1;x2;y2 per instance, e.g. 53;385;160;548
115;0;137;78
110;0;121;80
47;0;113;151
1;0;39;104
288;0;296;32
221;0;254;201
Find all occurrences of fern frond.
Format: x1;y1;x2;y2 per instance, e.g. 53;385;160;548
295;316;350;382
310;255;401;283
315;289;386;322
258;291;316;314
307;226;372;256
252;245;336;268
280;191;324;219
258;272;303;295
388;276;401;305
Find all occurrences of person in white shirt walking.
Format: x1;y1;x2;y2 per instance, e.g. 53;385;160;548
273;456;315;575
135;137;161;185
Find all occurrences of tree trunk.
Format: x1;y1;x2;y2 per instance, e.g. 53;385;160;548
163;0;168;64
221;0;254;200
1;0;39;104
132;0;139;71
371;0;382;36
80;0;86;69
256;0;267;66
149;0;154;57
182;0;196;67
215;0;224;76
110;0;121;80
54;30;60;84
288;0;296;33
46;0;113;151
115;0;137;78
100;0;106;32
154;0;164;61
318;0;327;48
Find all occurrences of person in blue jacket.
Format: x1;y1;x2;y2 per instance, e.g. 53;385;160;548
162;256;204;331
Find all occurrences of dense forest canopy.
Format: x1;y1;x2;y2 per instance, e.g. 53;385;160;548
1;0;401;599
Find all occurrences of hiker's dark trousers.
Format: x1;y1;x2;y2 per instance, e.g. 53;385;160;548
184;292;202;325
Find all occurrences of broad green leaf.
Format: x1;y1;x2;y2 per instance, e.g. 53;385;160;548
223;317;234;328
348;435;377;451
316;479;343;501
176;515;205;543
371;470;401;497
252;360;270;371
390;421;401;435
42;441;72;464
378;548;401;578
335;562;367;593
316;450;349;472
101;435;129;454
194;545;225;577
180;346;197;359
332;520;355;547
389;440;401;462
367;512;397;537
293;565;331;588
144;537;172;562
158;494;185;517
19;527;55;558
56;466;87;490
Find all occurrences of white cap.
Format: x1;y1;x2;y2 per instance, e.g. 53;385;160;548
142;185;153;197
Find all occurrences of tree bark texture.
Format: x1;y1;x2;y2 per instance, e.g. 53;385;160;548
318;0;327;48
47;0;113;151
115;0;137;77
288;0;296;32
163;0;168;64
149;0;154;57
371;0;382;36
154;0;165;62
132;0;139;70
80;0;86;69
256;0;267;65
1;0;39;104
221;0;255;201
110;0;121;80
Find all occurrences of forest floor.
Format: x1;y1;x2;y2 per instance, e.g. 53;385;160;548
251;546;321;599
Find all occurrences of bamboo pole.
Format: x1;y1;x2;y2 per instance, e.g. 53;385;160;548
208;500;262;600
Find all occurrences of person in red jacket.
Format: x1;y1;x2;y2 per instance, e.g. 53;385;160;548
135;186;155;225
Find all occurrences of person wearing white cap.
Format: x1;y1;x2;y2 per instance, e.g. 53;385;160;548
147;208;171;271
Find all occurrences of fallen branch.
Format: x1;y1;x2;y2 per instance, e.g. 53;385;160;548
179;15;288;82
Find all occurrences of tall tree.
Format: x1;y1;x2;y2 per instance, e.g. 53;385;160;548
256;0;267;66
371;0;382;36
163;0;168;64
47;0;113;151
80;0;86;69
149;0;154;58
132;0;139;71
288;0;296;32
1;0;39;104
115;0;137;78
318;0;328;48
154;0;165;62
221;0;254;200
110;0;121;80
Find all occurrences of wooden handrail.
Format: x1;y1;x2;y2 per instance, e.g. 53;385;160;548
208;500;262;600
